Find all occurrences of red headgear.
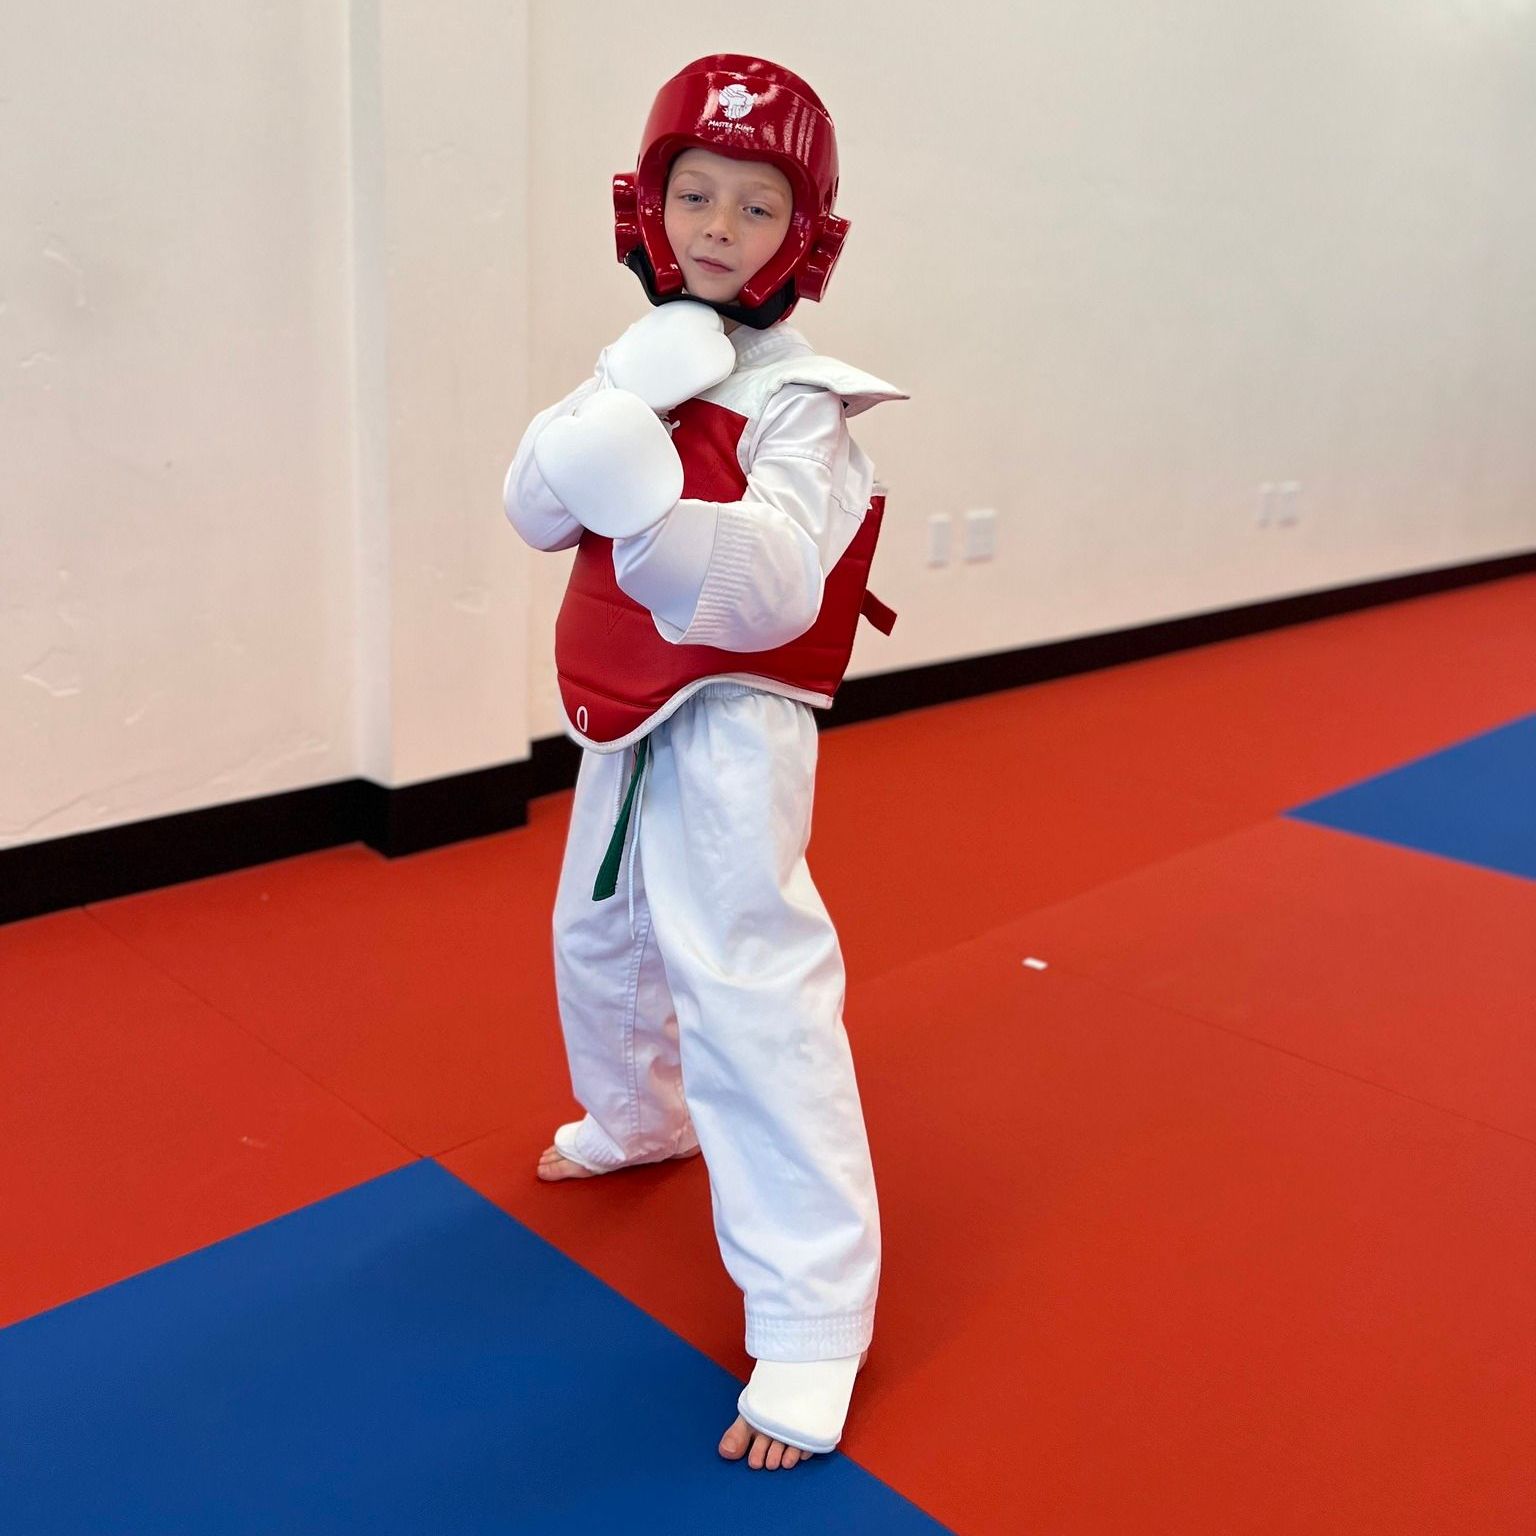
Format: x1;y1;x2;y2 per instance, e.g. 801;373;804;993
613;54;849;326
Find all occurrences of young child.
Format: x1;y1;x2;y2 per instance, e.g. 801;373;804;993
502;53;907;1472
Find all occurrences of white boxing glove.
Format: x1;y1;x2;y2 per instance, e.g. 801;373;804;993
601;300;736;413
531;387;683;539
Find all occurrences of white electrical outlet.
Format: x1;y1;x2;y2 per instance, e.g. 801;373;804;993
927;513;952;567
1258;480;1301;528
963;508;997;562
1257;481;1275;527
1278;480;1300;525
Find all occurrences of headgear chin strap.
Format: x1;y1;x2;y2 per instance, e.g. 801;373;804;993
623;247;797;331
614;54;849;327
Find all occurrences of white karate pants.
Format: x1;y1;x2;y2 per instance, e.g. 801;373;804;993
550;681;880;1363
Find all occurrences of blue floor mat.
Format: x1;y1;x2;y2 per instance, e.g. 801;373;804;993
1288;713;1536;881
0;1160;947;1535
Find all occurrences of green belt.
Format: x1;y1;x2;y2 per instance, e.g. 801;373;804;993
593;736;649;901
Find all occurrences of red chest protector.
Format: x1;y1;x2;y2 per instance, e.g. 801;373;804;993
554;394;895;749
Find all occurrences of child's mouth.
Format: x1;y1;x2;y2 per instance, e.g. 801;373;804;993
694;257;732;274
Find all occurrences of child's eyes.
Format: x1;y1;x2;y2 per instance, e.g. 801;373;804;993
676;192;776;218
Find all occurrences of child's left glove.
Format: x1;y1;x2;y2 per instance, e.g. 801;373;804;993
533;302;734;539
532;388;682;539
599;300;736;413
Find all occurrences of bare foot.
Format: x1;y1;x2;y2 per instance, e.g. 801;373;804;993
535;1142;702;1182
718;1348;869;1470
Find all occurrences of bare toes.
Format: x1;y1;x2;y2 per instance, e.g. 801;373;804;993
723;1416;816;1470
535;1146;597;1181
718;1416;750;1460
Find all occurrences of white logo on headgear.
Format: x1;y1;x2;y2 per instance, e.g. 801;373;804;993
718;84;755;121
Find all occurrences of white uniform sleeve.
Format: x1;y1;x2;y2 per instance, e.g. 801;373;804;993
501;371;605;552
610;384;858;652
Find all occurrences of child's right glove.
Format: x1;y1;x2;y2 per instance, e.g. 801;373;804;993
532;388;682;539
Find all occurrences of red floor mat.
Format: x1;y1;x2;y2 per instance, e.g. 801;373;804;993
813;706;1265;985
0;910;410;1329
817;571;1536;980
85;799;576;1158
1007;815;1536;1140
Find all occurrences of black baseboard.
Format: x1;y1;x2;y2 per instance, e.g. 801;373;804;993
1;768;531;927
3;549;1531;927
354;762;530;859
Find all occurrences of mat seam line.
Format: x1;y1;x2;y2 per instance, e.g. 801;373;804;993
1282;810;1536;889
80;906;427;1161
1044;959;1536;1151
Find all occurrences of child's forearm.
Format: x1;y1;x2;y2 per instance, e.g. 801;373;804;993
612;385;866;652
613;451;852;652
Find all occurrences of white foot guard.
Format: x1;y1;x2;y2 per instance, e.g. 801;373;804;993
550;1123;608;1172
551;1119;699;1174
737;1351;867;1455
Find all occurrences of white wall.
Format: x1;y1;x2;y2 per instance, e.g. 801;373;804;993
1;1;531;847
3;1;1533;848
350;0;531;786
3;3;359;843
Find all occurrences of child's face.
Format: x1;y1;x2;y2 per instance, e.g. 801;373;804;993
663;148;793;307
